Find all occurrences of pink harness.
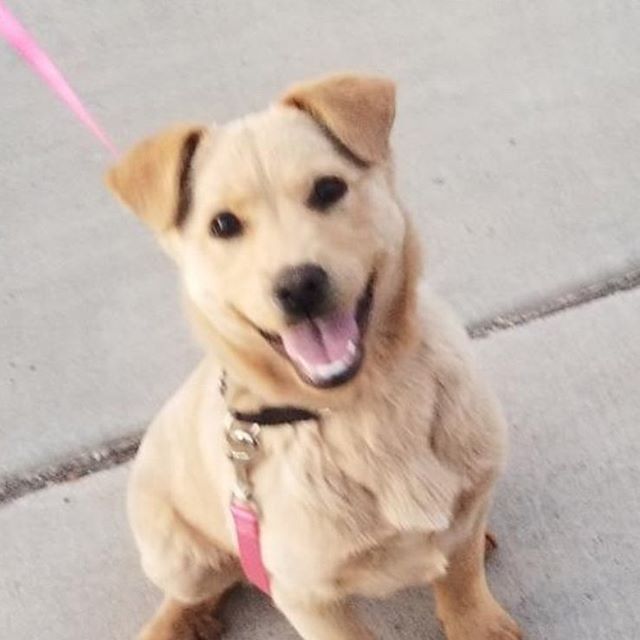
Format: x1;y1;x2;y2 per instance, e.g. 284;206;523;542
224;404;319;595
230;500;271;595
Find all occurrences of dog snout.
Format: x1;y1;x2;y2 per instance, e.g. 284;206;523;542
274;263;329;318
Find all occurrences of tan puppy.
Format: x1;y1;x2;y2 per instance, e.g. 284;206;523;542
107;73;522;640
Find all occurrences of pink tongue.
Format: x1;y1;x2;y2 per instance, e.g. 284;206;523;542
281;311;359;368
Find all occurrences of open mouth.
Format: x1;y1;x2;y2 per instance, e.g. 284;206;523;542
260;275;375;388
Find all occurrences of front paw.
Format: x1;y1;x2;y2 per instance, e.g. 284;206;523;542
440;601;522;640
138;607;223;640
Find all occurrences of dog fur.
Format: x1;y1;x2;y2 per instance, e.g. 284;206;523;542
107;73;522;640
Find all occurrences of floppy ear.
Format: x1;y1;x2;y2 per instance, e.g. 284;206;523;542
281;73;396;165
106;124;206;232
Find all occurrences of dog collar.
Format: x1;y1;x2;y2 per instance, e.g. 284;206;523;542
219;371;320;427
230;405;319;426
220;372;320;595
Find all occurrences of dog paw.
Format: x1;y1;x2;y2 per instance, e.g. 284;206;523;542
138;607;223;640
441;603;522;640
175;610;223;640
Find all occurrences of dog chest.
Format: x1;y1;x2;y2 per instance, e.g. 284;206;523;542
250;422;457;597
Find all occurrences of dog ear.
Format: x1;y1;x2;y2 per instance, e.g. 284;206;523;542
106;124;206;232
282;73;396;165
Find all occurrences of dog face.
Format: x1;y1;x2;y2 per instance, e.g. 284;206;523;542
108;74;418;393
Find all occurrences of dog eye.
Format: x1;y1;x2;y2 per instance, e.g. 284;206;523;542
307;176;348;211
209;211;243;239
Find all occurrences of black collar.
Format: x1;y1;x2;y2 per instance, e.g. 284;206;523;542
220;372;320;427
231;405;319;426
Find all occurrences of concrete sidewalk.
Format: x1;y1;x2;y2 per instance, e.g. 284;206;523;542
1;1;639;639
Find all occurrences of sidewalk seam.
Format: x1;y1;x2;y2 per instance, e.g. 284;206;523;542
468;266;640;339
2;265;639;506
0;434;140;505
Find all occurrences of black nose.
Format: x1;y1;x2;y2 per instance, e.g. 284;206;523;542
274;263;329;318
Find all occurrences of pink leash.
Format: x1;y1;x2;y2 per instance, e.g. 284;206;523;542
0;1;118;157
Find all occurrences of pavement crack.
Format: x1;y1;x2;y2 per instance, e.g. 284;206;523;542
468;265;640;339
0;434;141;506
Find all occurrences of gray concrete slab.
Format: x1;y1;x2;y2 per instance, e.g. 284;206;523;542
2;288;639;639
0;466;154;640
475;290;640;639
2;2;639;477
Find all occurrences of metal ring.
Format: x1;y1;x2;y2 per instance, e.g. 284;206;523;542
225;413;261;461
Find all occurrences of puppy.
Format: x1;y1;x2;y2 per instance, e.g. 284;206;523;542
107;73;522;640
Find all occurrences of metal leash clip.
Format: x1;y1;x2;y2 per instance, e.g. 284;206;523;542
224;413;261;504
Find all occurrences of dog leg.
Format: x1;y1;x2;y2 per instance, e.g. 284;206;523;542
274;592;375;640
135;545;241;640
130;492;242;639
433;523;522;640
